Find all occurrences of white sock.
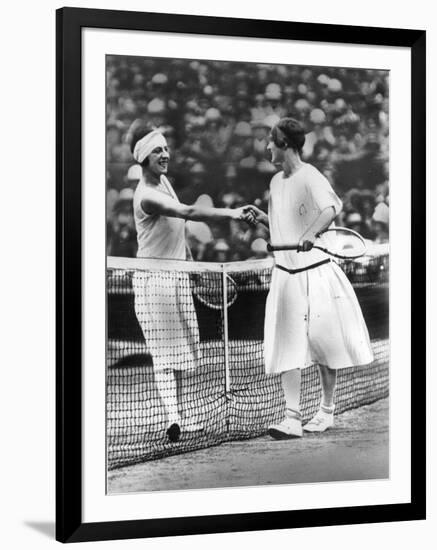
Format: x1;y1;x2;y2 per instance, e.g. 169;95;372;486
286;408;302;420
320;404;335;415
155;369;180;424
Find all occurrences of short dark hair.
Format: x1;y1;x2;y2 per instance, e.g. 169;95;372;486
128;121;156;167
272;118;306;155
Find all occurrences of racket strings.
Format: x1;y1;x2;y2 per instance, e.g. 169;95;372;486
192;273;238;309
268;227;367;260
319;228;367;259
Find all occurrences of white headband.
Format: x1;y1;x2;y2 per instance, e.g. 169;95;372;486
133;130;167;164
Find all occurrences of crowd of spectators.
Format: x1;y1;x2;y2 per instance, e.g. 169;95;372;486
106;56;390;261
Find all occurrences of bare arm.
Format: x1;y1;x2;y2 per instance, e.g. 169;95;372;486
298;206;336;252
141;190;254;223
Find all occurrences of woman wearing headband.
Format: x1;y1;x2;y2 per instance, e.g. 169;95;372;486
131;127;255;258
130;124;256;442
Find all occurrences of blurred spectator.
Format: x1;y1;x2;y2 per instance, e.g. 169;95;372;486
125;164;142;189
107;188;137;257
372;202;389;243
251;120;270;160
186;220;214;260
249;238;269;259
303;123;335;160
204;108;231;158
343;189;376;239
211;239;231;262
344;211;366;236
107;188;119;222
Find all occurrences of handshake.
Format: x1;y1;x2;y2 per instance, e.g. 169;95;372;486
232;205;266;227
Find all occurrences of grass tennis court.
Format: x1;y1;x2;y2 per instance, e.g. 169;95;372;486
108;397;388;493
107;337;388;469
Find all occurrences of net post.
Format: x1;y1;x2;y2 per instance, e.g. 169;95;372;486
222;264;231;400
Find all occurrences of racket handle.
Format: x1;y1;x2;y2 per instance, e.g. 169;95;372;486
267;243;299;252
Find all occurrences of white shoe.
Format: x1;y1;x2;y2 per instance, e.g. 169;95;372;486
303;408;334;433
268;412;303;439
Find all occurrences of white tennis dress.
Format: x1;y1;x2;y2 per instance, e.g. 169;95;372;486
133;175;201;371
265;164;373;374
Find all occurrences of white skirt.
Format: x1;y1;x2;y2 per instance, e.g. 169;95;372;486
264;261;374;374
133;271;201;371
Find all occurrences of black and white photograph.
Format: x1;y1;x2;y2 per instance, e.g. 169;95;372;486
53;6;426;543
0;0;432;546
106;55;390;494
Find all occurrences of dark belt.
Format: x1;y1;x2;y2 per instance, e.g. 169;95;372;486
275;258;330;275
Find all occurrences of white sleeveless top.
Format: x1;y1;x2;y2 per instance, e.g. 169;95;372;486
133;175;187;259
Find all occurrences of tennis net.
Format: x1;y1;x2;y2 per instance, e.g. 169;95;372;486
107;253;389;470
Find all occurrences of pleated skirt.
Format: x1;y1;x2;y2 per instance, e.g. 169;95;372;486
264;261;374;374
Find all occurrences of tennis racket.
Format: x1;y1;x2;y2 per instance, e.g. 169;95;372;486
191;273;238;310
267;227;367;260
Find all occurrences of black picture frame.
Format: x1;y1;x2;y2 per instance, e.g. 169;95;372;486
56;7;426;543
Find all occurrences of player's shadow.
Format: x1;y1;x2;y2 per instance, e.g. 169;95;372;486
24;521;55;538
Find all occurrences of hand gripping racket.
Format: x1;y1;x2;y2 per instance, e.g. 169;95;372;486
267;227;367;260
